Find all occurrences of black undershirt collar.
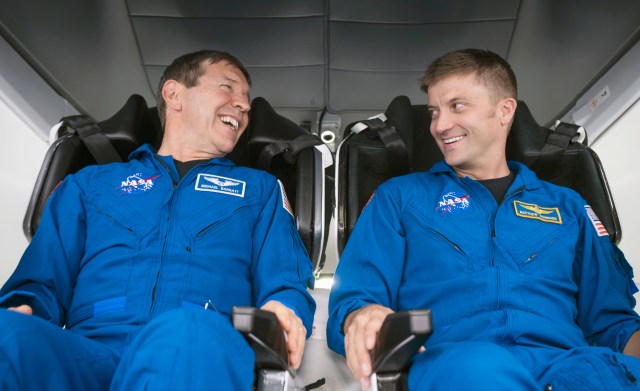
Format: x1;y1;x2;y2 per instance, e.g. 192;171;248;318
477;171;515;204
173;159;209;179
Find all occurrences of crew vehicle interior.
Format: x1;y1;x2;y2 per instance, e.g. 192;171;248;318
1;1;640;389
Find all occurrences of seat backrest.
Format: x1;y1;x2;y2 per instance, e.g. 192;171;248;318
228;97;332;273
24;95;331;273
23;94;162;239
506;101;621;243
335;95;439;255
335;96;621;255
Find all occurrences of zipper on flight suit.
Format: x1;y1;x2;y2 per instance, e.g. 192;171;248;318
460;180;525;312
149;156;180;311
406;212;466;254
93;205;141;238
427;226;466;254
491;185;526;311
194;206;249;238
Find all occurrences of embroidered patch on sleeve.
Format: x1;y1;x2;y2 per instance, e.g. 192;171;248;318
584;205;608;236
195;174;246;197
513;200;562;224
278;180;294;217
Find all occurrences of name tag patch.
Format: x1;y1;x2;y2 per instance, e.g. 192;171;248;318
514;200;562;224
195;174;246;197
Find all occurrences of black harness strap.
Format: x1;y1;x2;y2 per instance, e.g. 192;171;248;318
63;115;122;164
531;122;580;170
543;122;580;150
359;117;410;175
256;134;323;171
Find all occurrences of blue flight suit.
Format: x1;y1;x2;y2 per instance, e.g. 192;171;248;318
0;144;315;390
327;160;640;390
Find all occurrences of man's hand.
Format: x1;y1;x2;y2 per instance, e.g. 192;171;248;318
7;305;33;315
343;304;394;389
623;329;640;358
261;300;307;369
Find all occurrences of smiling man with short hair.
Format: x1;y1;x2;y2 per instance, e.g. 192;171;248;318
0;50;315;391
328;48;640;391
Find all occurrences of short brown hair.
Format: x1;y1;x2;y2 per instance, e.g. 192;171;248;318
420;49;517;102
156;50;251;128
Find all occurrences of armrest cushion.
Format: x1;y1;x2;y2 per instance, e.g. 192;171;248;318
232;306;290;372
372;309;433;373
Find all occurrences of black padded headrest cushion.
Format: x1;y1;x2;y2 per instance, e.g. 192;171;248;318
506;100;550;165
383;95;415;162
60;94;162;157
228;97;308;167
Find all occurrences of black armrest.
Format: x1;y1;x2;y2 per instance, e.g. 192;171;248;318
372;309;433;373
232;306;290;373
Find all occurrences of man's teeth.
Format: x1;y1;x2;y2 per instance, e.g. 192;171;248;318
444;135;465;144
221;116;239;130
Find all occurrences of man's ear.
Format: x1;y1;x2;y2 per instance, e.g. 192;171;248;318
499;98;517;126
162;80;182;112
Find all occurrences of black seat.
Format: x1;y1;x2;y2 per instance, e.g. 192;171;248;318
335;95;621;258
505;101;621;243
334;95;622;390
23;94;162;239
24;94;331;273
228;97;332;274
22;93;331;391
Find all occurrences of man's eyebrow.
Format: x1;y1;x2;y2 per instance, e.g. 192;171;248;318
218;75;240;84
218;75;251;100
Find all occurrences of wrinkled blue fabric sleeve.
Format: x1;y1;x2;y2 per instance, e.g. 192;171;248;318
574;203;640;352
251;178;316;337
327;183;406;356
0;177;86;325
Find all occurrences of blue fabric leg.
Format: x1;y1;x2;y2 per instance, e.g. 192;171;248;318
407;341;538;391
110;308;255;391
538;346;640;390
0;309;118;391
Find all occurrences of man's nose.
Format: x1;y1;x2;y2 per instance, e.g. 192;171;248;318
234;95;250;113
431;112;452;134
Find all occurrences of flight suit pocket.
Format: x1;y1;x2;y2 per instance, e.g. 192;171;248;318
90;201;153;241
509;219;576;267
187;205;252;242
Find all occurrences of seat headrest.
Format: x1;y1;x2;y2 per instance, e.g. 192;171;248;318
383;95;414;160
228;97;311;167
249;97;305;140
60;94;162;150
506;100;550;164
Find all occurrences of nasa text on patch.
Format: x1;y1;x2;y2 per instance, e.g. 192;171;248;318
435;191;471;216
514;200;562;224
117;173;160;195
195;174;246;197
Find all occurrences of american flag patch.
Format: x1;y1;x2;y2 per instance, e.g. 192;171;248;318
278;180;294;217
585;205;608;237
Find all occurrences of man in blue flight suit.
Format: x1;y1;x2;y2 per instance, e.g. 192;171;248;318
0;50;315;390
327;49;640;390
